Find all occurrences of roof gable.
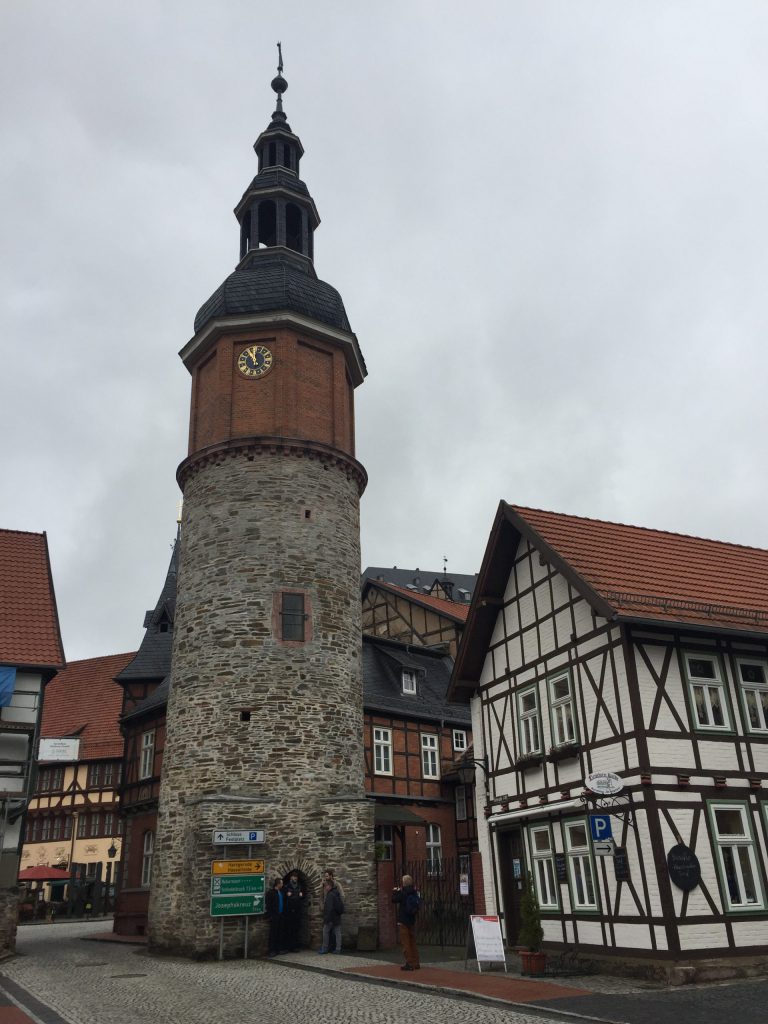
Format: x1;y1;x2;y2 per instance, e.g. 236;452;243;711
451;501;768;699
0;529;64;669
41;652;134;761
362;579;470;623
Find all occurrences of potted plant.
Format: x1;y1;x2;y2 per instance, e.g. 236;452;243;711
517;872;546;976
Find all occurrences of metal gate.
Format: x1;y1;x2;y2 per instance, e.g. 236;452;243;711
400;856;473;947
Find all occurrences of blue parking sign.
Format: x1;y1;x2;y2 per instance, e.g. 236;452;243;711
589;815;613;841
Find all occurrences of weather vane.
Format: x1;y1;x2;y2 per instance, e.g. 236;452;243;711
277;41;283;75
443;555;448;576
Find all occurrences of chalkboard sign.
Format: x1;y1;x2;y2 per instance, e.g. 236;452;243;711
613;846;630;882
667;843;701;891
554;853;568;883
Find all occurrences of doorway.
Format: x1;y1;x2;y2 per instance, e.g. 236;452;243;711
497;828;526;945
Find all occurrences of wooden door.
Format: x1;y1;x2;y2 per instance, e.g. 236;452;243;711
497;828;526;945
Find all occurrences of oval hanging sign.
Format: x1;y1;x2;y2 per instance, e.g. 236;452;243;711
584;771;624;796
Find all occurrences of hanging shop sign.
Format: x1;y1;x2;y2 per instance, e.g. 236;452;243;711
584;771;624;796
667;844;701;892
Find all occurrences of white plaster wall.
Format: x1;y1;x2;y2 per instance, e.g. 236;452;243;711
678;923;729;950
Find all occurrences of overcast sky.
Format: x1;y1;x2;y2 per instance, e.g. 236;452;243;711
3;1;768;662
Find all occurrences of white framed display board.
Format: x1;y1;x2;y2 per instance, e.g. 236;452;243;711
465;914;508;973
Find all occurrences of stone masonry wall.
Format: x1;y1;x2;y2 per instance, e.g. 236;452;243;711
0;891;18;956
148;447;376;957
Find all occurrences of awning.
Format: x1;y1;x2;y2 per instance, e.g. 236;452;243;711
18;866;71;882
373;804;427;827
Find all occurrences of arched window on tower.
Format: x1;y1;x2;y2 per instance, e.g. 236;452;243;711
240;210;251;260
282;144;292;170
258;201;277;248
268;141;277;167
286;203;302;253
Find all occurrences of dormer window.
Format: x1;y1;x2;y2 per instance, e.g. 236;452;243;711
402;670;417;695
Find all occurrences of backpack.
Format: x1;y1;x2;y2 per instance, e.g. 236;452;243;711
405;889;421;915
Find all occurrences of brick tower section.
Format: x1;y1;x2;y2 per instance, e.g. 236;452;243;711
147;59;376;957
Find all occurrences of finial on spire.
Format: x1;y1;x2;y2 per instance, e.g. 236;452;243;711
443;555;448;577
270;41;288;121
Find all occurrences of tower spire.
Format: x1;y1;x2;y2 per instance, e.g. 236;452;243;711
270;40;288;124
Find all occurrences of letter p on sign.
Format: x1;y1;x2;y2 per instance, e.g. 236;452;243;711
589;814;613;841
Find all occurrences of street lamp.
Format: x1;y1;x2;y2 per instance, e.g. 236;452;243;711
456;757;488;786
107;838;120;859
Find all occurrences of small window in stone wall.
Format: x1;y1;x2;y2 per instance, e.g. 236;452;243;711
273;589;312;645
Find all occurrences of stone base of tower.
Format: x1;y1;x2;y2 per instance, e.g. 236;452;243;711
147;792;375;959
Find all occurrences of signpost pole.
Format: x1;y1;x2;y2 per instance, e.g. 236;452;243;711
244;842;252;961
218;919;224;962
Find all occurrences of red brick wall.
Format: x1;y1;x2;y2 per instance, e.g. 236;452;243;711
188;328;355;456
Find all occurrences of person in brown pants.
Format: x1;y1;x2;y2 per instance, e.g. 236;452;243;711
392;873;421;970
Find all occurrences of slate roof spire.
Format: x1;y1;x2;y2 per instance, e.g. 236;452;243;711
192;45;357;340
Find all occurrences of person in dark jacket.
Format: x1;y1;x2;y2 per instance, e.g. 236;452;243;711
283;871;306;951
265;877;285;956
318;879;344;954
392;873;420;970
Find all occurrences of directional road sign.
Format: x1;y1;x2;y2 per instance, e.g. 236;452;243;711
589;814;613;842
593;840;615;857
211;874;265;896
210;893;265;917
211;860;265;875
212;829;265;845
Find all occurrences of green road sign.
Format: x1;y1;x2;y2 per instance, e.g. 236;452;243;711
210;893;265;917
211;874;265;896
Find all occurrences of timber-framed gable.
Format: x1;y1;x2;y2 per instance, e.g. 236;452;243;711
451;501;768;973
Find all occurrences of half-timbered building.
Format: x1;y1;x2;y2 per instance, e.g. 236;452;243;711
23;651;129;912
362;578;469;657
0;528;64;950
451;502;768;974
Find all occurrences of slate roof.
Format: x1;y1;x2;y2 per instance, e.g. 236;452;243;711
0;529;64;670
194;250;351;335
121;675;170;724
362;566;477;603
363;635;470;724
452;501;768;697
363;579;470;624
115;539;178;684
40;652;134;761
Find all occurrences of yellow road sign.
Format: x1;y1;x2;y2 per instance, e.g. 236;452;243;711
211;859;265;875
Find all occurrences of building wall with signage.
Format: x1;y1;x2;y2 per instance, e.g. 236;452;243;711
462;529;768;969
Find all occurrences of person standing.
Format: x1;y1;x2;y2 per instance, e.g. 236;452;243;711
318;878;344;954
265;877;285;957
283;871;306;952
392;874;420;971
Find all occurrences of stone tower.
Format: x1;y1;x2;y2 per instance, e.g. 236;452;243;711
148;54;375;957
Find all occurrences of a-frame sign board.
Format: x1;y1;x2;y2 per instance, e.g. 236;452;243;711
464;914;508;973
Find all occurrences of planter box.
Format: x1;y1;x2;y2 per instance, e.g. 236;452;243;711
520;950;547;977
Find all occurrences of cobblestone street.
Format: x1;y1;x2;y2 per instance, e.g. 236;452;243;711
0;923;564;1024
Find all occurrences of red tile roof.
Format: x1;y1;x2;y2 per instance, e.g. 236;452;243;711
368;580;470;622
40;652;135;761
0;530;64;668
512;505;768;633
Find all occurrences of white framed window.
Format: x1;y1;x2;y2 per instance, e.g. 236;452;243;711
421;734;439;779
77;815;87;838
375;824;393;861
139;730;155;780
564;820;598;910
141;831;154;888
518;686;541;755
402;670;417;695
710;802;763;911
684;653;730;730
426;823;442;874
452;729;467;752
549;671;577;746
373;727;393;775
455;784;467;822
529;825;559;909
41;816;51;842
737;660;768;733
90;812;101;838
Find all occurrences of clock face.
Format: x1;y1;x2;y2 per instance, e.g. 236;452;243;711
237;344;274;379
